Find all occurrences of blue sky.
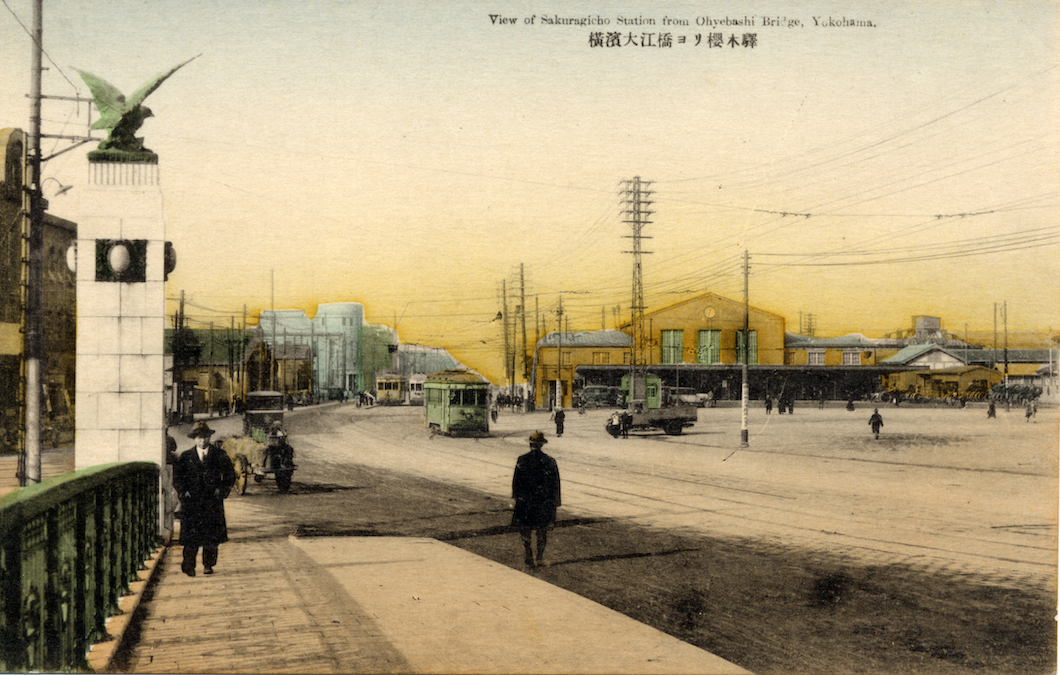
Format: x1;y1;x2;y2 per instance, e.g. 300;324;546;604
2;0;1057;380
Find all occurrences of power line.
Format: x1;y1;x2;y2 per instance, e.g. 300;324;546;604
1;0;78;91
757;236;1059;267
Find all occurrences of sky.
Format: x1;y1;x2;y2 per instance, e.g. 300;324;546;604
2;0;1058;383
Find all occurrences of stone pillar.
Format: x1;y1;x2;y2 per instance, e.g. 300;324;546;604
74;161;166;472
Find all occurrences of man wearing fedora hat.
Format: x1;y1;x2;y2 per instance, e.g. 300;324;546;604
511;431;562;568
173;421;236;576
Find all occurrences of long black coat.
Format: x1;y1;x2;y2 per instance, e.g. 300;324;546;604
511;448;561;528
173;444;236;547
869;413;884;433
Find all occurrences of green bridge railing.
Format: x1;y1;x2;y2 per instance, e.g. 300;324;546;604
0;462;159;672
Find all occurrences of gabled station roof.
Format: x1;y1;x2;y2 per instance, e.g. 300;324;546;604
879;343;964;365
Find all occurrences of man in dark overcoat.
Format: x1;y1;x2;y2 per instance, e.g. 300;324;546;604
174;421;236;576
868;408;884;440
511;431;561;568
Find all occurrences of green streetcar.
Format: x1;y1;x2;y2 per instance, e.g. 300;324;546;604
424;369;490;436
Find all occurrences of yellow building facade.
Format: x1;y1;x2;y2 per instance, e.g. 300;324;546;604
630;292;786;366
532;330;632;409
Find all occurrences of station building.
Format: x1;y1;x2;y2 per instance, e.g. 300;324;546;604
625;292;787;366
531;292;786;409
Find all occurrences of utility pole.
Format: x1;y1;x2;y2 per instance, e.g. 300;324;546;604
229;316;235;405
178;291;186;419
507;280;517;402
741;250;750;448
209;321;215;409
270;269;276;390
621;176;653;404
520;263;528;385
502;280;511;400
1003;300;1009;385
20;0;45;485
241;304;247;402
993;303;998;370
556;295;563;409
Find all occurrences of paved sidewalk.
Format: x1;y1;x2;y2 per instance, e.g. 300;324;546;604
113;498;750;674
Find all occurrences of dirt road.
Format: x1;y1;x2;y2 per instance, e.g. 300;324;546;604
212;402;1057;673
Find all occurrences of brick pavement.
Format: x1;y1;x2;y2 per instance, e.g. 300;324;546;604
112;501;411;674
110;498;749;674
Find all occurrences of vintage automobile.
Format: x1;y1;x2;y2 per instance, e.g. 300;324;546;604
243;390;285;441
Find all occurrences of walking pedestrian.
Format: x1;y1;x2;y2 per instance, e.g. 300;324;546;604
765;397;772;414
552;407;565;437
987;400;996;418
1025;400;1035;422
173;422;236;577
868;408;884;439
620;409;632;438
511;431;561;568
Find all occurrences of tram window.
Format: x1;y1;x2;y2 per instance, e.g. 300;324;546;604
450;390;461;404
476;390;487;405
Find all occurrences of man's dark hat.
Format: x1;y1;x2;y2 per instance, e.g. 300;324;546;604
188;421;215;438
529;431;547;445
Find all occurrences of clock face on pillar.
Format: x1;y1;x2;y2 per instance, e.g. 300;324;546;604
704;306;716;319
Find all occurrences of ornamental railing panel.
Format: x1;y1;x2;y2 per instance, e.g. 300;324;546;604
0;462;159;672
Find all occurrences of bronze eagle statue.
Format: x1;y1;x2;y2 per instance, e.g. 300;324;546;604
75;55;199;159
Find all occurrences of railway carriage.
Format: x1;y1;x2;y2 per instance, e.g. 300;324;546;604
375;370;407;405
424;369;490;435
406;373;426;405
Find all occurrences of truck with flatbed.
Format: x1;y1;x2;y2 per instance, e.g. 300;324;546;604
604;372;697;436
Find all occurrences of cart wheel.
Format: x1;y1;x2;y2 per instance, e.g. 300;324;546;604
276;470;292;493
253;474;264;483
664;421;683;436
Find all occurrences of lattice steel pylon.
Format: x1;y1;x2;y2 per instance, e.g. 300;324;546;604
621;176;653;377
